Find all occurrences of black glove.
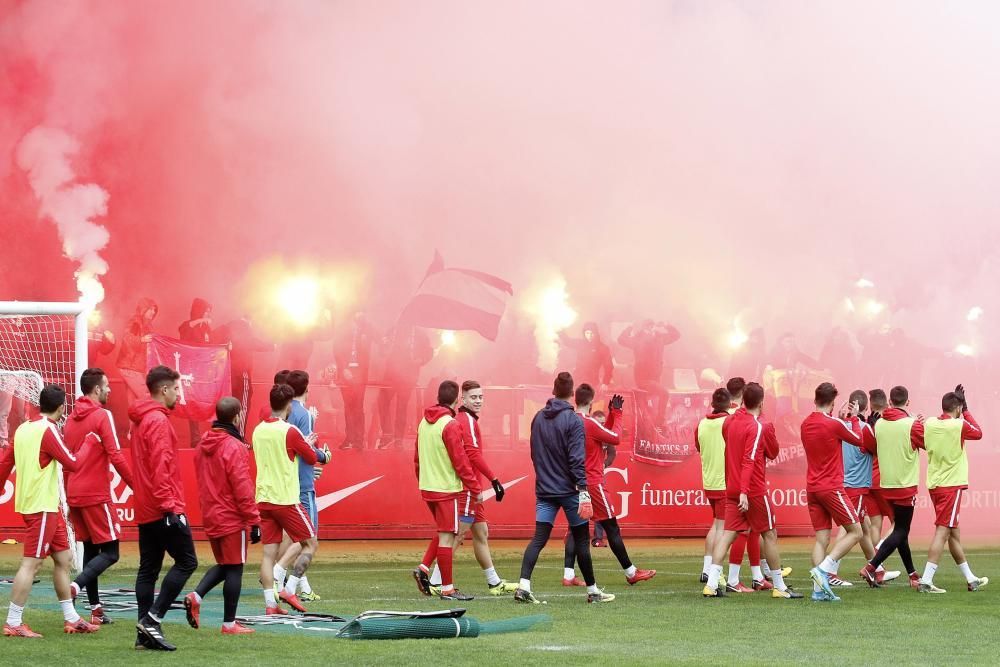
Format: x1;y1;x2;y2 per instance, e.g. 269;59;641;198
955;384;968;412
164;512;187;530
609;394;625;411
491;478;505;503
250;525;262;544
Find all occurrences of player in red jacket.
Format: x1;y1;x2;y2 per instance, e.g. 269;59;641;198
128;366;198;651
799;382;872;601
184;397;262;635
63;368;133;625
563;385;655;586
421;381;517;595
703;382;802;599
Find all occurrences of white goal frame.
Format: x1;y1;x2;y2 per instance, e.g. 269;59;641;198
0;301;90;392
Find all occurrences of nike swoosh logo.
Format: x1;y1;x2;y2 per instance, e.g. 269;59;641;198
316;476;383;511
481;475;528;501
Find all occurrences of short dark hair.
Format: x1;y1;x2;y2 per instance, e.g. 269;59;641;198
215;396;242;423
726;377;746;398
553;371;574;400
889;385;909;407
39;384;66;413
575;383;595;407
461;380;481;394
869;388;888;410
941;392;963;414
849;389;868;412
146;365;180;393
269;383;295;412
814;382;839;406
743;382;764;410
274;369;291;385
287;370;309;397
711;388;732;413
437;380;460;406
80;367;106;395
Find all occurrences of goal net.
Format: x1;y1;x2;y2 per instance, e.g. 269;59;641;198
0;302;89;416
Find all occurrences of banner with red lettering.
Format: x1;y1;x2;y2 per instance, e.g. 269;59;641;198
146;335;231;421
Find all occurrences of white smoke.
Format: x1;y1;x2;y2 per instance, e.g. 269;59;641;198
15;126;110;306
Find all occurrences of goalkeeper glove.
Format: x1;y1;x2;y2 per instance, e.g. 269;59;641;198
578;490;593;520
491;478;505;502
609;394;625;411
250;525;262;544
313;466;323;481
955;384;969;411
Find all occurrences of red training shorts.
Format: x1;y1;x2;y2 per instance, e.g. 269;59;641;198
210;529;249;565
258;503;316;544
472;502;487;524
930;486;966;528
427;498;462;534
807;489;859;531
68;503;120;545
21;511;69;559
843;488;867;521
724;495;775;534
864;488;894;520
705;490;726;521
589;484;617;522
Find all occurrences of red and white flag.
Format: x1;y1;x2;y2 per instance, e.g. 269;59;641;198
146;335;231;421
399;251;513;341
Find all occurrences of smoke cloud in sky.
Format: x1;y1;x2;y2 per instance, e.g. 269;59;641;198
3;0;1000;384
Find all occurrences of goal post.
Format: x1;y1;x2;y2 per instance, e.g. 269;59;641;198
1;301;90;571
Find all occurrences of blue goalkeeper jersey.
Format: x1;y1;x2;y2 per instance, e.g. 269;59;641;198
842;438;873;489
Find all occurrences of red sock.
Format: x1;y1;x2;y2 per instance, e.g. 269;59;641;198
729;532;748;565
421;535;439;571
747;530;762;566
438;546;454;589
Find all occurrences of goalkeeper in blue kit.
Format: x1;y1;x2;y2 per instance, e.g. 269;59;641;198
514;372;614;604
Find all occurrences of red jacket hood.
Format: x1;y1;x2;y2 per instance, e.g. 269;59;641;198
72;396;105;421
128;399;169;424
882;407;911;421
424;404;456;424
704;411;728;420
198;428;237;456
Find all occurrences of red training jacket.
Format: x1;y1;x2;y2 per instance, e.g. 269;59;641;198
413;404;480;501
195;428;260;538
723;407;779;497
0;418;81;490
800;411;871;492
457;406;496;492
63;396;134;507
578;407;622;486
128;399;185;525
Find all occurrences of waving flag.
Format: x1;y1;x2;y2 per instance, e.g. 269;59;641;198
146;335;231;420
399;251;513;341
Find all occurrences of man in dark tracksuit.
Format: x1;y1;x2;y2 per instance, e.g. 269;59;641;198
514;372;614;604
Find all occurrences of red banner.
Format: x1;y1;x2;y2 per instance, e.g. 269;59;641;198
146;335;231;421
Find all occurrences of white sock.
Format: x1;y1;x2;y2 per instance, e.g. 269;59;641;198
771;571;786;591
587;584;600;594
285;575;301;596
751;565;763;581
876;565;886;573
761;558;771;574
70;582;80;598
223;621;236;629
820;556;837;573
921;562;938;584
430;565;442;586
7;602;24;627
702;555;713;574
727;563;741;587
519;578;531;592
273;564;287;588
830;559;841;575
707;563;723;590
263;589;276;607
958;561;976;583
299;576;312;594
192;592;202;604
484;567;501;586
563;567;576;581
625;565;637;578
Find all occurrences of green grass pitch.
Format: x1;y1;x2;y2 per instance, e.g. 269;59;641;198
1;538;997;665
